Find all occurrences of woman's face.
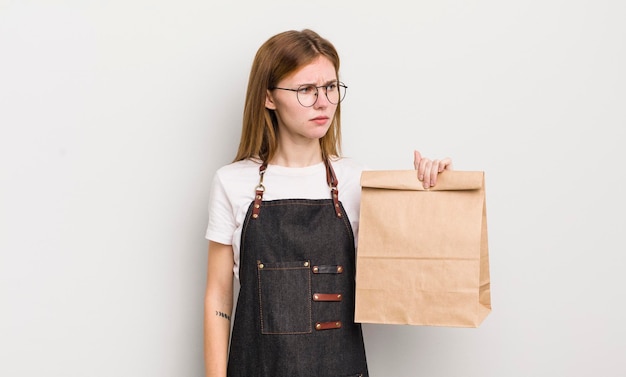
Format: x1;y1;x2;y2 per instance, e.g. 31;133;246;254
265;56;338;144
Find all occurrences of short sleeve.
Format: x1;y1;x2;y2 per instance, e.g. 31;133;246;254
205;170;236;245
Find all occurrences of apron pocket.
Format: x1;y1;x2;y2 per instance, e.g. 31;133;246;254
257;260;312;334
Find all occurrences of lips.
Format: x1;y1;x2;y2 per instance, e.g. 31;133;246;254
311;116;329;125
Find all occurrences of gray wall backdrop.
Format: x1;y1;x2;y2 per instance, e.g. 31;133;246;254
1;0;625;376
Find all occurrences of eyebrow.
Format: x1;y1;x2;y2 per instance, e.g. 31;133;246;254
297;79;339;86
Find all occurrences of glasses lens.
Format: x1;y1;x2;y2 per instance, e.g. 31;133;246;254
296;85;317;107
325;82;344;104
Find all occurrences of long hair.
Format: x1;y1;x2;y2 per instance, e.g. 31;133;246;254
233;29;342;163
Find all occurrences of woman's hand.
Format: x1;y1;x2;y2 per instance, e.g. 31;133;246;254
413;150;453;189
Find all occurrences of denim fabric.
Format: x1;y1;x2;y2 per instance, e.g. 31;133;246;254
258;260;312;334
228;198;368;377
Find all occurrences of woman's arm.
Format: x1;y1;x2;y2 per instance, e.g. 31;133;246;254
204;241;235;377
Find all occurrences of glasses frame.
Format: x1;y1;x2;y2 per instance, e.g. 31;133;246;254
270;81;348;107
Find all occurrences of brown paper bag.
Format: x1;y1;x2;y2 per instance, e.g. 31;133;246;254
354;170;491;327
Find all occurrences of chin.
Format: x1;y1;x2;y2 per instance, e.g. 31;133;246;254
315;123;332;135
309;129;331;140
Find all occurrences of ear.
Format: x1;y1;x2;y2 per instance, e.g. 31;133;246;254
265;89;277;110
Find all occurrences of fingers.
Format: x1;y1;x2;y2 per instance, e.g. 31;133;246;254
414;153;453;189
428;160;439;188
419;159;437;189
413;150;422;171
440;157;453;171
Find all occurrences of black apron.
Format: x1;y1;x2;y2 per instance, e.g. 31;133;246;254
227;161;368;377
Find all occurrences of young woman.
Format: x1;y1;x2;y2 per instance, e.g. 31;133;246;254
204;29;452;377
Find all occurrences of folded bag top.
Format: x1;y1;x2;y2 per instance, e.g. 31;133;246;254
359;170;483;191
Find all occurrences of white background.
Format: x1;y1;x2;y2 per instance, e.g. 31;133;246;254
1;0;625;376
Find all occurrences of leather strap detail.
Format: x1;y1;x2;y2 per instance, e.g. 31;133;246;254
312;293;343;302
312;265;344;274
315;321;342;331
252;164;267;219
324;159;342;218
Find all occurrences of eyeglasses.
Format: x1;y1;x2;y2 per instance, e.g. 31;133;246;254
270;81;348;107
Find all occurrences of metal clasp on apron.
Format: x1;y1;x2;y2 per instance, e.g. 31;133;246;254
252;164;266;219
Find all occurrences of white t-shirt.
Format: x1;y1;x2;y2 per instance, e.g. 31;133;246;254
205;157;366;280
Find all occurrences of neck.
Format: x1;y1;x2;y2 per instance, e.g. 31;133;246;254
270;141;324;168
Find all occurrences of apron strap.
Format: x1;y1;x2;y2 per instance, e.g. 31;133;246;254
324;159;343;218
252;160;342;219
251;164;266;219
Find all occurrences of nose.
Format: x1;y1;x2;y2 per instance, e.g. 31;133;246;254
313;88;330;109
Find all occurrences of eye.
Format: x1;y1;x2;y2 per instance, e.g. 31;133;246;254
298;85;316;95
326;82;338;92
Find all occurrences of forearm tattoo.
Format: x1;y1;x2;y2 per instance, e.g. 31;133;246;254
215;311;231;321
